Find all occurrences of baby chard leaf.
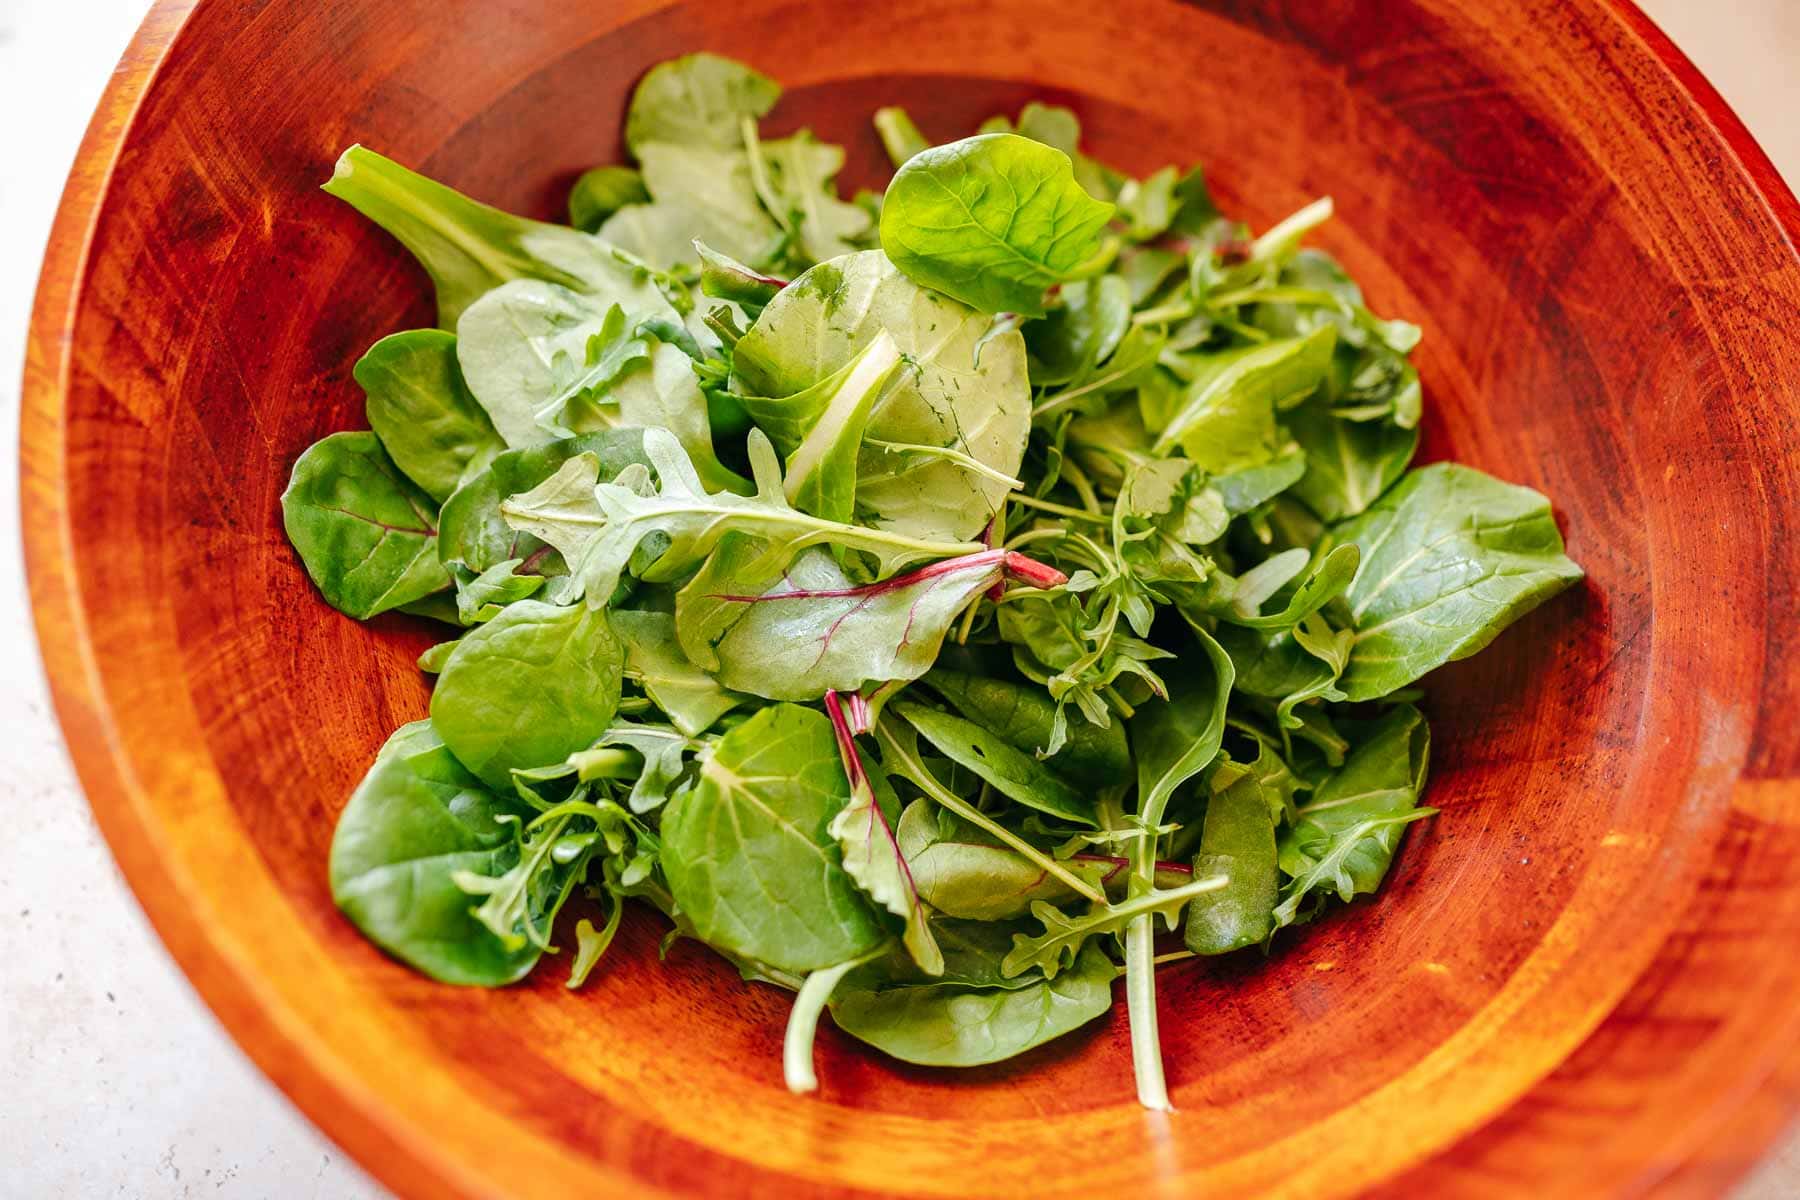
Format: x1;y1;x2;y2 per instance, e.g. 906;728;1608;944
282;431;451;620
879;134;1114;316
825;692;943;975
681;548;1059;702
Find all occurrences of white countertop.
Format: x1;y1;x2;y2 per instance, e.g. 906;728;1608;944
2;1;1795;1195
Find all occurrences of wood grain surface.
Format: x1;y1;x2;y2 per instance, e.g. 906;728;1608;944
20;0;1800;1196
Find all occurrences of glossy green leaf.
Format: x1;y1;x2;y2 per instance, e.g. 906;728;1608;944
919;668;1130;789
660;704;885;972
879;134;1114;317
282;432;451;619
328;721;538;985
356;330;502;502
429;600;624;789
831;941;1116;1067
1334;464;1584;700
1184;774;1279;955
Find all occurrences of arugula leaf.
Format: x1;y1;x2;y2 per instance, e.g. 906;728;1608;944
437;429;648;575
879;134;1114;316
429;600;624;789
734;250;1031;542
661;704;885;971
1334;464;1584;699
501;429;986;605
283;432;451;619
322;146;673;327
328;721;539;985
1274;705;1432;926
896;701;1098;828
747;128;873;264
356;330;502;502
1001;875;1225;979
830;940;1117;1067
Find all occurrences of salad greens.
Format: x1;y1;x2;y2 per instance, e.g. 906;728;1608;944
288;52;1582;1106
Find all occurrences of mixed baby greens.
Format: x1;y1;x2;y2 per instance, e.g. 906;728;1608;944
287;53;1582;1106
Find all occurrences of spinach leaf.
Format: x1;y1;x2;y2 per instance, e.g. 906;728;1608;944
661;704;885;971
879;133;1114;317
1183;773;1279;954
453;558;545;625
356;330;502;502
282;431;451;619
1333;464;1584;699
323;146;673;327
568;166;649;233
734;250;1031;542
429;600;624;789
830;941;1117;1067
328;721;538;985
919;668;1129;789
609;608;742;736
1286;395;1418;521
624;53;780;153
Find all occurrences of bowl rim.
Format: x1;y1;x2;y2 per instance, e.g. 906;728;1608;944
20;1;1800;1196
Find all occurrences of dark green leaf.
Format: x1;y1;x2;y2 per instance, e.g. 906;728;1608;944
282;431;451;619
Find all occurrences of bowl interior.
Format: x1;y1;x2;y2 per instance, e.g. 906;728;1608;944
27;0;1800;1196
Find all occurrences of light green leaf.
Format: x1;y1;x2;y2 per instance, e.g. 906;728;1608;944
879;134;1114;316
322;145;674;328
830;940;1116;1067
734;250;1031;542
624;53;780;153
609;609;741;737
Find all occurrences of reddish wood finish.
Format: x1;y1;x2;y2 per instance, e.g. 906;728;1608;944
22;1;1800;1196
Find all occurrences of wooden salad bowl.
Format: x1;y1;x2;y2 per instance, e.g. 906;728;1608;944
23;0;1800;1195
